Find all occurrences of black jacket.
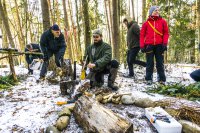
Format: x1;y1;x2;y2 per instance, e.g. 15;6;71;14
25;43;41;64
40;28;66;58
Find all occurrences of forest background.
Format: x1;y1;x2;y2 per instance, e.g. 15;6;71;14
0;0;199;67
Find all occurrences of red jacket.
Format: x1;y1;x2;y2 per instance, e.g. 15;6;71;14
140;16;169;48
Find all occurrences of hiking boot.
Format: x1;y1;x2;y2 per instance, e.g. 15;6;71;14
108;81;119;91
158;81;165;85
146;80;153;85
123;74;134;78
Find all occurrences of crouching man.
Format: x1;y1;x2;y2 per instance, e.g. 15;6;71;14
25;43;42;75
84;29;119;91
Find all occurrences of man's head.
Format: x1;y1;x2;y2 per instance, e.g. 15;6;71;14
92;29;102;43
149;6;160;16
51;24;61;37
123;16;133;27
26;44;32;50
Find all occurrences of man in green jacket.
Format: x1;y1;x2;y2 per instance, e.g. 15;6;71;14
84;29;119;91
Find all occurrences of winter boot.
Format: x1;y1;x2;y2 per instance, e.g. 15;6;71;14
108;68;119;91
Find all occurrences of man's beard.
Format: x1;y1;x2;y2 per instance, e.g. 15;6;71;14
94;39;103;45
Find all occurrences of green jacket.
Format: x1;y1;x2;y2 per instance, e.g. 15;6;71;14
127;20;140;49
84;40;112;71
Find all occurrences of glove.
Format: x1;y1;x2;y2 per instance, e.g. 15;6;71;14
43;55;48;62
162;45;167;52
141;48;146;53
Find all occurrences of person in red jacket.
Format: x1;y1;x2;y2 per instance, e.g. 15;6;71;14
140;6;169;85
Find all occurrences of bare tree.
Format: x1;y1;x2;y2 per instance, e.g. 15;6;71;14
0;0;15;48
82;0;91;48
41;0;50;31
112;0;120;60
142;0;146;23
131;0;135;20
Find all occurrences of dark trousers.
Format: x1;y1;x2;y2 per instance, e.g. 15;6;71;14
90;60;119;86
145;45;166;82
27;56;39;74
127;47;146;76
40;51;62;77
190;69;200;81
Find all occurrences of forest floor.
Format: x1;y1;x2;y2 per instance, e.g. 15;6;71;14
0;63;198;133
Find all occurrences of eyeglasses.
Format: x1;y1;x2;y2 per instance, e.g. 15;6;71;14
93;35;100;38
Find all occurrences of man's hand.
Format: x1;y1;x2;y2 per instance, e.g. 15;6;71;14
87;63;96;69
141;48;146;53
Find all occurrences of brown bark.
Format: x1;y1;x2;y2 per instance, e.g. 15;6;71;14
62;0;73;60
104;0;112;45
41;0;51;31
82;0;91;48
112;0;120;60
14;0;25;50
73;96;133;133
0;0;15;48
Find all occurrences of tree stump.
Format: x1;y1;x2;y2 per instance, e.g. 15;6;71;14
73;96;133;133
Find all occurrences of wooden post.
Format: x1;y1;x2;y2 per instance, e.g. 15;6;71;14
8;51;17;81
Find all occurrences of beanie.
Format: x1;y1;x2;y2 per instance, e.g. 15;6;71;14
92;29;102;36
51;24;60;31
149;6;159;16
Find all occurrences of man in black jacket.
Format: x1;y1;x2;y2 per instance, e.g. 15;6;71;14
25;43;42;74
39;24;66;80
123;17;146;78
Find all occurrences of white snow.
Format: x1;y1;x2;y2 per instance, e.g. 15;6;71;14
0;63;199;132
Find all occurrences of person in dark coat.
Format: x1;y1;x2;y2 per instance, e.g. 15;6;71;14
140;6;169;85
39;24;66;80
25;43;42;74
84;29;119;90
190;69;200;82
123;16;146;78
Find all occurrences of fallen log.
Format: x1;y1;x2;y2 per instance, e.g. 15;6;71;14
128;91;200;126
73;96;133;133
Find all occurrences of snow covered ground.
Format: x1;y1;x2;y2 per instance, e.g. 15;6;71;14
0;64;198;132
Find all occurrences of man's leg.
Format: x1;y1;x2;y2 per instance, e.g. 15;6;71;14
40;52;53;78
145;47;154;83
55;52;62;67
155;45;166;82
190;69;200;81
108;59;119;90
132;47;146;67
127;49;134;76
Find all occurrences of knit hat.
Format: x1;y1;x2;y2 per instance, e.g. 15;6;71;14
51;24;60;31
93;29;102;36
123;16;132;23
149;6;159;15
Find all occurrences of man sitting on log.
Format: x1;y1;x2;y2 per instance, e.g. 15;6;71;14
84;29;119;91
25;43;42;75
39;24;66;80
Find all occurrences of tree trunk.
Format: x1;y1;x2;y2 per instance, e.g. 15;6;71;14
108;0;113;46
75;0;82;57
14;0;25;50
197;0;200;64
82;0;91;48
62;0;73;60
73;96;133;133
41;0;51;31
0;0;15;48
131;0;135;20
142;0;146;23
112;0;120;60
104;0;112;45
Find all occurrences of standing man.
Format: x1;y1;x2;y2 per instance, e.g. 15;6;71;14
39;24;66;80
84;29;119;91
123;16;146;78
140;6;169;85
25;43;42;75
